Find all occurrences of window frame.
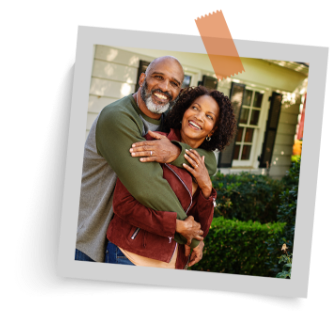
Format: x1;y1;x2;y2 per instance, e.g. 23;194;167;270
232;87;265;166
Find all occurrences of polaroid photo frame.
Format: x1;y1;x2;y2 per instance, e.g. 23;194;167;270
57;26;328;298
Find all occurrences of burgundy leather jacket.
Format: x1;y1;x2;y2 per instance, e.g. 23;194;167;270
106;129;217;269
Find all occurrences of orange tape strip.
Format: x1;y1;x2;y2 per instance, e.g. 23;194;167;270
195;10;245;80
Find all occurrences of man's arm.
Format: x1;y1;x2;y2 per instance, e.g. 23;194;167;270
113;178;204;245
96;104;200;247
129;131;217;177
171;142;217;177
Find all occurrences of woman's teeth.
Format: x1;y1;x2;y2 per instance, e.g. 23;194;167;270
189;121;201;129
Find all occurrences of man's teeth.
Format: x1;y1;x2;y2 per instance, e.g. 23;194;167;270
154;93;167;100
189;121;201;129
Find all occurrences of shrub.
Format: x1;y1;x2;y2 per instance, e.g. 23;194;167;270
276;244;292;279
265;158;301;276
190;217;285;277
212;172;284;223
280;158;301;190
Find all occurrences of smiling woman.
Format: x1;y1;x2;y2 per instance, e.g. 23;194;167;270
165;86;237;152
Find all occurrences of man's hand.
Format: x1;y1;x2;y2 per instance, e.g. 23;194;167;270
130;131;181;163
176;216;204;246
188;240;204;267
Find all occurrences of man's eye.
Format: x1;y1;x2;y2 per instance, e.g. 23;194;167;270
171;82;179;87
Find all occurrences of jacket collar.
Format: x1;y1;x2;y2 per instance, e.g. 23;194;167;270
167;128;181;142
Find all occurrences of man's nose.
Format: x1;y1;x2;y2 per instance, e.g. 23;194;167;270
158;79;170;92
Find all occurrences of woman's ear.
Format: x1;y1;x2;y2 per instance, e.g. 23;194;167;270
208;126;217;138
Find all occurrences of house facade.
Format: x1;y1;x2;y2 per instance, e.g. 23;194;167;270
86;45;308;179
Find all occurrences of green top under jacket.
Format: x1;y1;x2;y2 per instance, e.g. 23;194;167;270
76;95;217;262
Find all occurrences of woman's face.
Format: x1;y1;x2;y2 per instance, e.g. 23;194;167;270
180;95;220;148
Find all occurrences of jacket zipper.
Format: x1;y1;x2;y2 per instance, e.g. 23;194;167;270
165;163;193;263
164;164;192;213
131;227;140;239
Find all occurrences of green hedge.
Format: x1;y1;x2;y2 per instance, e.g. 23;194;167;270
190;217;285;277
265;159;300;276
212;172;284;223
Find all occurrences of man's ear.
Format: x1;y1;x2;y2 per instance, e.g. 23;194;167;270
138;73;146;87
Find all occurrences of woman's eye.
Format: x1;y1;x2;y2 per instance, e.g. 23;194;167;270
207;115;213;120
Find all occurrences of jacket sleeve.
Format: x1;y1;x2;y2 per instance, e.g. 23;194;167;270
188;188;217;238
170;142;217;178
96;106;188;245
113;178;177;239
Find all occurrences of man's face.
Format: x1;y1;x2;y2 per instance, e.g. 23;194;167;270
140;59;183;114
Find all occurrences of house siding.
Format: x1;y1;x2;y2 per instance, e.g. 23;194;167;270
269;98;301;179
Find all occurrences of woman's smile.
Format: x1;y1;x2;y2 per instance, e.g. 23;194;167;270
188;120;202;130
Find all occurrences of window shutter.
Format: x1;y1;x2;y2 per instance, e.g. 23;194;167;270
218;82;246;167
201;75;218;90
259;92;282;168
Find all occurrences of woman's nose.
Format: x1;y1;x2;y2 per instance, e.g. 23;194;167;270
195;112;204;121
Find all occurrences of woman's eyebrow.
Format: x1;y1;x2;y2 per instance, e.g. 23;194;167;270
195;102;216;116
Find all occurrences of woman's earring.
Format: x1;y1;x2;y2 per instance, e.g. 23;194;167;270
206;136;211;141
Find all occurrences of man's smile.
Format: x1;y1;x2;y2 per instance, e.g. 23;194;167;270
151;90;171;104
154;92;168;100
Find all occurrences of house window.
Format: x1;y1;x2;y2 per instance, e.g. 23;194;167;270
199;75;218;90
233;89;264;162
182;75;192;88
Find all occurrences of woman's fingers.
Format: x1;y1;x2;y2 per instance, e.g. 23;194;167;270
185;149;201;161
183;163;195;174
184;149;202;167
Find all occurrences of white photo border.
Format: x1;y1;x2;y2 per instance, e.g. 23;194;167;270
57;26;328;298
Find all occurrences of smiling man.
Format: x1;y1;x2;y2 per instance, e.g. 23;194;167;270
75;56;217;264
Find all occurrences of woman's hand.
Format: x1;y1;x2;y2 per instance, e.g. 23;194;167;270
183;149;212;198
186;240;204;267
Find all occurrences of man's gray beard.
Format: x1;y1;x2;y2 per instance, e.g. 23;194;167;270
145;95;170;114
140;79;177;114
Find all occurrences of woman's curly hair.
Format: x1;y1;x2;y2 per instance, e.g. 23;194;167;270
164;86;237;151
